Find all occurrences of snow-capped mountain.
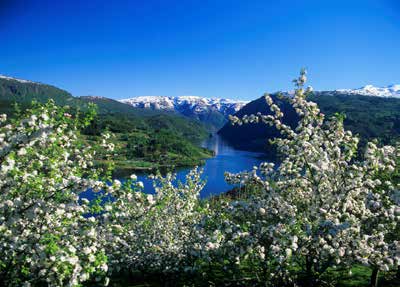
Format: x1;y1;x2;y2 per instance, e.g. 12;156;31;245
278;84;400;99
335;84;400;98
120;96;249;130
120;96;248;117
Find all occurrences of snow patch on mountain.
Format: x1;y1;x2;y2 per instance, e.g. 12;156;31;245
80;95;108;100
120;96;248;117
0;75;37;84
336;84;400;98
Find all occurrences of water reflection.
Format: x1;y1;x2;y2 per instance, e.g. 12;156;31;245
134;135;266;198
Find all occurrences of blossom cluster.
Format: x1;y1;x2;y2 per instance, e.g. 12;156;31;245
0;102;110;286
102;170;205;275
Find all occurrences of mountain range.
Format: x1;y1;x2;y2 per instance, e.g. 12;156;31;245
1;73;400;155
0;74;247;130
335;84;400;98
120;96;248;130
118;85;400;130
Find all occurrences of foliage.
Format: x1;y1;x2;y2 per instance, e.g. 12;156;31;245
124;130;212;164
0;78;78;111
0;72;399;286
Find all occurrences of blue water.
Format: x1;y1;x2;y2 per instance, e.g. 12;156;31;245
134;135;266;198
81;135;267;200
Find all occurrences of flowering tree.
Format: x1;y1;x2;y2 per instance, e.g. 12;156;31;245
102;169;205;280
0;101;112;286
220;70;400;286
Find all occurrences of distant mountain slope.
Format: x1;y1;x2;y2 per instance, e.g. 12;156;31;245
79;96;169;117
0;75;209;143
0;75;80;114
218;90;400;153
120;96;248;130
79;96;209;143
0;76;149;117
0;74;213;171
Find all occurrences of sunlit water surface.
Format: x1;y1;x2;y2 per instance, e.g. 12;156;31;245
134;135;266;198
82;135;267;200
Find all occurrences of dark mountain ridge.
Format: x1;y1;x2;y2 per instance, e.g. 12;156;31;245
218;91;400;153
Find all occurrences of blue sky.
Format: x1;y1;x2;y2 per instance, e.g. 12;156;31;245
1;0;399;100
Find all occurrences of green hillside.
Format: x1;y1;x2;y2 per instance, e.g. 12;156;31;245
80;96;209;143
0;77;80;114
0;76;212;173
218;92;400;154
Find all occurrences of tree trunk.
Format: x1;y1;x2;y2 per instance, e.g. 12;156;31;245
305;256;314;286
370;268;379;287
306;256;312;275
